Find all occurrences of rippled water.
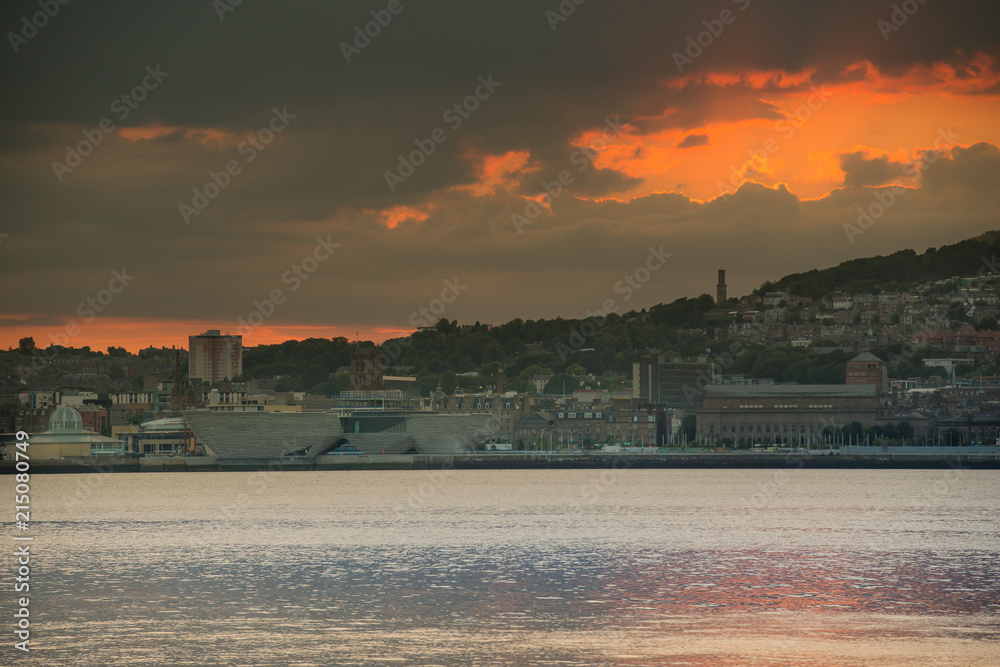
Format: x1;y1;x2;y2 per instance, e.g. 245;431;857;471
6;469;1000;665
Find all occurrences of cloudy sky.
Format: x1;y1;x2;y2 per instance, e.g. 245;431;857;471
2;0;999;351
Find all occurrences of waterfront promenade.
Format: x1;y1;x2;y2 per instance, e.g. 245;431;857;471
6;446;1000;473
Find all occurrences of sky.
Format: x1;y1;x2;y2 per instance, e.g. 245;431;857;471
2;0;999;352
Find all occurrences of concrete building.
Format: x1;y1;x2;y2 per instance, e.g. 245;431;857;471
183;410;495;459
350;347;384;391
696;384;878;446
115;417;195;456
189;330;242;384
637;356;715;410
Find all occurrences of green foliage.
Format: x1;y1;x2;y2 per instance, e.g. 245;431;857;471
757;236;1000;297
231;233;998;395
977;316;999;331
680;413;696;441
543;374;579;395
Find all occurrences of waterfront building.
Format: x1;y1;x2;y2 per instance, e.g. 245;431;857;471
2;405;124;460
183;410;494;460
114;417;195;455
696;384;878;446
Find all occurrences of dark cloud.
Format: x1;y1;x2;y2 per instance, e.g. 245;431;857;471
1;1;998;336
839;151;909;187
677;133;709;149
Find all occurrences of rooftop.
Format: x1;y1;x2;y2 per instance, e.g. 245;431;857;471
704;384;877;397
849;352;885;363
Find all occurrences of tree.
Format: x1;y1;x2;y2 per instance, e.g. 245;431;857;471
543;374;579;395
680;413;696;443
439;370;458;394
977;316;999;331
483;341;504;364
18;337;36;355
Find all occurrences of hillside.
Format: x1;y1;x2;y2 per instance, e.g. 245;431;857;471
232;230;996;394
755;233;1000;298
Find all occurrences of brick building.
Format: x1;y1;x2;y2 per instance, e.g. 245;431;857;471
696;384;878;446
845;352;888;395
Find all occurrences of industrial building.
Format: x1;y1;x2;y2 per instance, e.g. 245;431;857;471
696;384;878;446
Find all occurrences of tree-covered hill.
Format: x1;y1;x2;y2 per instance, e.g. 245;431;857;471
755;232;1000;298
235;230;999;394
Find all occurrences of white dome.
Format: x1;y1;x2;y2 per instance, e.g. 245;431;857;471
50;405;84;432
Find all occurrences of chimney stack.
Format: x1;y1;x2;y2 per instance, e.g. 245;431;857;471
716;270;727;304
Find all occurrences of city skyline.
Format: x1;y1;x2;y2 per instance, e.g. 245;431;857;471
3;1;1000;353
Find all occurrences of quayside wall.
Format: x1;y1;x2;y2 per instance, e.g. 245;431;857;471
4;450;999;473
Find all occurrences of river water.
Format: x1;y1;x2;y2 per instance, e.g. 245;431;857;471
6;468;999;665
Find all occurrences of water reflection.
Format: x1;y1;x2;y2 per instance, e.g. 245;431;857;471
16;470;1000;666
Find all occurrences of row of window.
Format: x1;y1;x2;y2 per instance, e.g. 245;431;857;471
710;423;833;434
556;413;656;422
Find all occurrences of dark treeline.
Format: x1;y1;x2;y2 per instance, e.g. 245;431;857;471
756;233;1000;298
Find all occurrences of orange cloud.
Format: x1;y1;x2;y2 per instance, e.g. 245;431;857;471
560;54;1000;203
118;125;234;145
363;205;431;229
0;316;392;353
456;149;538;197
